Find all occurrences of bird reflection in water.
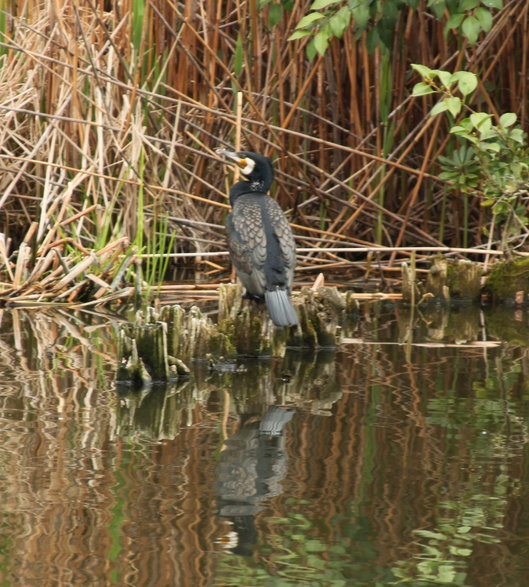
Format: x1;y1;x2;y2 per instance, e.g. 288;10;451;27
215;405;294;556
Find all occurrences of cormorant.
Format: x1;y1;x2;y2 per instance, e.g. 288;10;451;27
216;149;298;327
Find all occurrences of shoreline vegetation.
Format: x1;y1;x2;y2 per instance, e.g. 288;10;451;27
0;2;528;310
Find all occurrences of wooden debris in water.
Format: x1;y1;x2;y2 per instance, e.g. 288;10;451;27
0;238;135;307
341;338;501;348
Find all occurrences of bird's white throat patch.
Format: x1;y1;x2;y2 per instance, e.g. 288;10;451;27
240;157;256;176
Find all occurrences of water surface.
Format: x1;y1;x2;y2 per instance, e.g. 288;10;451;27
0;304;528;586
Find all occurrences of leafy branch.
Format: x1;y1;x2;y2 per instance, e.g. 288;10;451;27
289;0;504;59
412;64;529;252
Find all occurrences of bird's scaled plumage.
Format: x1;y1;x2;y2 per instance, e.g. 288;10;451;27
216;149;298;327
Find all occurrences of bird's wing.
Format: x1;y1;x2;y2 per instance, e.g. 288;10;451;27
264;198;296;289
226;199;267;296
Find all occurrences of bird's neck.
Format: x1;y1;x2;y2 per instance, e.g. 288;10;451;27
229;179;269;205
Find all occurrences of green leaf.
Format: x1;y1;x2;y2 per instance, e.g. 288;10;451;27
412;63;435;80
313;29;330;55
296;12;325;29
412;82;435;96
430;101;448;116
438;565;456;583
329;7;351;38
455;71;478;96
509;128;526;144
436;70;453;89
445;13;465;30
268;4;282;27
310;0;341;8
453;117;474;132
493;201;508;214
499;112;517;128
365;27;381;54
462;15;481;45
445;96;462;116
306;39;317;61
462;0;481;8
470;112;492;129
458;526;472;533
481;141;501;152
474;6;493;32
479;127;496;140
428;0;446;19
351;2;370;30
288;29;312;41
415;529;447;540
481;0;503;8
450;127;479;143
234;34;244;77
439;171;461;180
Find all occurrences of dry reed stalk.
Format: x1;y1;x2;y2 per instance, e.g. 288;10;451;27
12;242;30;287
0;233;14;282
0;0;525;304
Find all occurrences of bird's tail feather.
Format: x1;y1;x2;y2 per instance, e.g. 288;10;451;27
264;288;298;327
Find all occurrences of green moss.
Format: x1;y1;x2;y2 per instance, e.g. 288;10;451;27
445;260;482;299
425;256;481;301
484;257;529;301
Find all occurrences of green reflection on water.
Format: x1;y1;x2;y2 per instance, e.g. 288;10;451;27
216;498;393;586
1;305;529;585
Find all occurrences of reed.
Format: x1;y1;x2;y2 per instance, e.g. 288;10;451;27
0;1;526;303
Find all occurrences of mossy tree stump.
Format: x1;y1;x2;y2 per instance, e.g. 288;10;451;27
161;304;234;358
483;257;529;302
117;283;347;385
118;305;233;386
218;283;344;353
217;283;288;356
288;286;345;348
402;255;482;303
426;257;481;301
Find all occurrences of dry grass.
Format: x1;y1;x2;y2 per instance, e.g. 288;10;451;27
0;1;527;304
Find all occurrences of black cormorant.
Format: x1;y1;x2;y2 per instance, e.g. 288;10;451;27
216;149;298;327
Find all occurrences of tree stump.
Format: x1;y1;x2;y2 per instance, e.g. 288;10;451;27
425;256;481;301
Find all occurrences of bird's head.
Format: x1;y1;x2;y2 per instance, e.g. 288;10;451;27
216;149;274;192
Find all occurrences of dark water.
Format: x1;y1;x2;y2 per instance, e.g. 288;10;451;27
1;304;529;586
